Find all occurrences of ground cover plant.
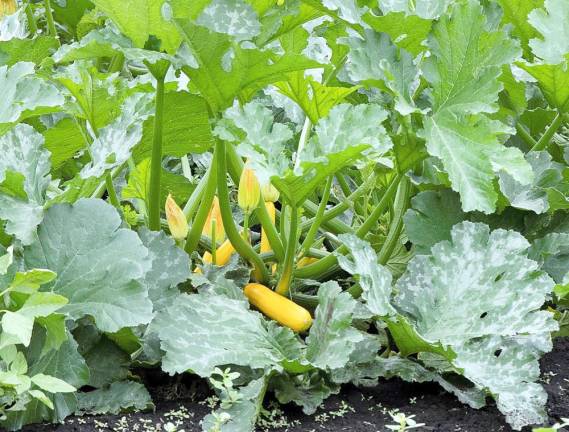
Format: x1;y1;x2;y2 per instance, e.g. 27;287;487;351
0;0;568;430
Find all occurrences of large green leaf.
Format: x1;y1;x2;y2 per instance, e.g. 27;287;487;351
529;232;569;283
394;221;557;429
0;62;63;124
421;0;528;213
497;0;543;59
134;91;213;160
154;293;304;376
91;0;181;52
517;61;569;113
24;199;153;332
403;189;465;255
0;124;51;245
0;37;59;67
174;22;320;112
42;117;85;170
218;101;391;206
194;0;261;42
379;0;453;19
528;0;569;63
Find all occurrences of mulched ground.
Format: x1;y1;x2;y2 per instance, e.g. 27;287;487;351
25;338;569;432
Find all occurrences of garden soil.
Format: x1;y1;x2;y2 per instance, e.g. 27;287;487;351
25;338;569;432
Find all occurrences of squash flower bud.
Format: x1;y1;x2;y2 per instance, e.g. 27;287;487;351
165;194;188;241
203;196;225;240
261;182;279;203
238;164;260;215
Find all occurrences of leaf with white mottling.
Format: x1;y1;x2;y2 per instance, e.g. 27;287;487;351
80;92;154;178
529;0;569;63
379;0;453;19
336;234;395;317
0;124;51;244
155;293;304;376
529;232;569;283
195;0;260;42
321;0;368;26
306;281;365;370
273;371;339;415
394;221;557;429
340;30;421;115
76;381;154;415
0;62;63;124
24;199;153;332
0;9;28;41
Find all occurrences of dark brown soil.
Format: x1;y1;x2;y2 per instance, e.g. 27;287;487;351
24;338;569;432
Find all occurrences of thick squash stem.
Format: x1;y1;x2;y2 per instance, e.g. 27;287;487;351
276;206;299;295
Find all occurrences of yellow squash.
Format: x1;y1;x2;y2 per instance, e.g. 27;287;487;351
194;238;236;273
244;283;312;332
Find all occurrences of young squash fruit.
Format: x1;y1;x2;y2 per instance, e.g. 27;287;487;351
244;283;312;332
194;238;236;274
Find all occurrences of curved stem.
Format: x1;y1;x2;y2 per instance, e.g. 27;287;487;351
216;141;269;283
276;206;299;295
378;176;411;265
104;175;121;209
24;2;37;34
531;112;563;152
147;75;166;230
294;175;401;279
184;157;217;255
44;0;57;41
301;176;332;254
183;164;211;220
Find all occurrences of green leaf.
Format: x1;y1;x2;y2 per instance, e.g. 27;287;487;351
76;381;154;415
529;232;569;283
340;30;421;115
0;37;59;66
24;199;153;332
174;22;320;112
517;61;569;112
395;221;557;429
1;333;89;430
363;11;432;56
403;190;465;254
274;73;358;123
80;92;154;178
91;0;181;52
272;371;339;415
154;293;303;376
31;374;76;393
0;62;63;124
497;0;543;58
1;311;34;347
42;117;85;170
0;124;51;244
134;91;214;160
52;26;132;63
379;0;453;19
201;377;266;432
499;151;568;214
336;234;395;317
306;281;365;370
0;9;28;40
528;0;569;63
28;389;54;410
421;0;525;213
9;268;57;294
122;158;195;210
191;255;250;300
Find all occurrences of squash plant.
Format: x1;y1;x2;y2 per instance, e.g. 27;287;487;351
0;0;567;431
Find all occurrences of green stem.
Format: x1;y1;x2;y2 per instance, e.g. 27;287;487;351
184;158;217;255
515;122;537;149
301;176;332;254
216;141;269;283
105;175;121;209
377;177;411;265
147;75;166;230
183;164;211;220
531;113;564;152
24;2;37;34
303;200;352;234
211;219;217;264
44;0;57;41
294;175;401;279
276;206;299;295
108;53;125;74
